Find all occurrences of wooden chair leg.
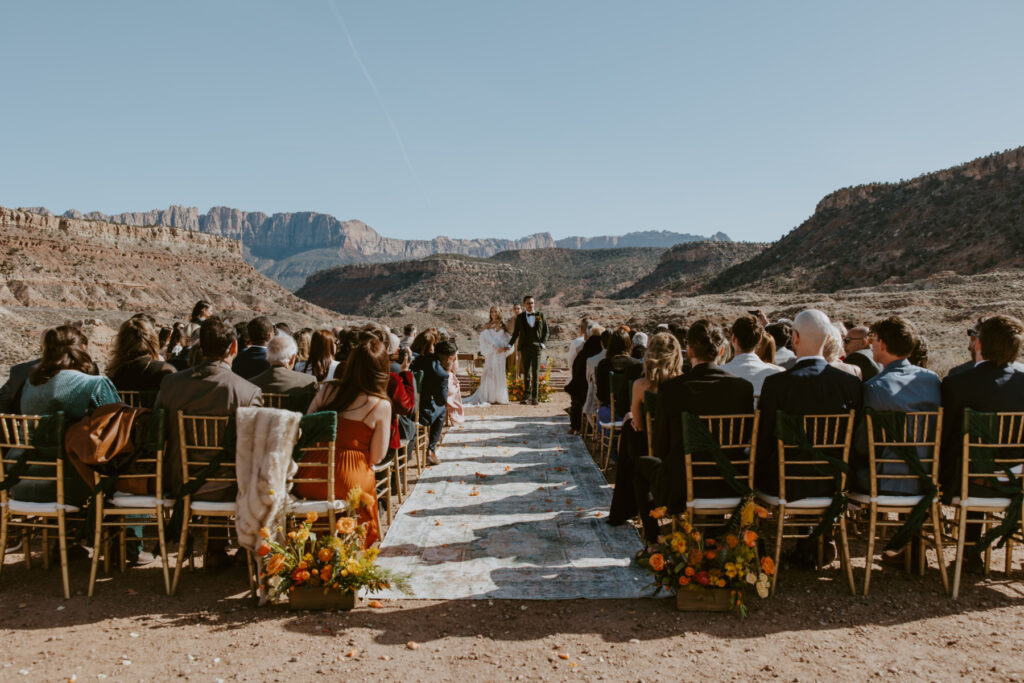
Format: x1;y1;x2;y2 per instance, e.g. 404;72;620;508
951;508;968;599
838;515;856;596
155;506;171;596
23;529;32;570
930;503;950;595
863;504;878;596
42;528;51;570
171;513;191;596
0;509;8;582
119;528;127;574
770;508;785;596
89;498;105;597
57;511;71;600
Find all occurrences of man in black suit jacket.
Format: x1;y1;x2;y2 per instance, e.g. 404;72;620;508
232;316;274;379
632;320;754;542
842;326;881;381
939;315;1024;498
411;340;456;465
507;295;549;405
754;310;863;500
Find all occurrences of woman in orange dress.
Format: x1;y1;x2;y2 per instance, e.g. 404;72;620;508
297;337;392;547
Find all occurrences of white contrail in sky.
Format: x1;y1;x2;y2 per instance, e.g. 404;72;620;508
325;0;430;207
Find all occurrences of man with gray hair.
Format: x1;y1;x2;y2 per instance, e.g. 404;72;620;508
250;334;317;397
754;309;863;501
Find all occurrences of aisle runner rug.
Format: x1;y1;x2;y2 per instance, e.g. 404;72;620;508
374;415;650;599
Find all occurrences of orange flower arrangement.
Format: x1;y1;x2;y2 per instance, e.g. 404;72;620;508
636;498;771;617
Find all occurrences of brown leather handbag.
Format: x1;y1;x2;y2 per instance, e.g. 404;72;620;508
65;403;152;494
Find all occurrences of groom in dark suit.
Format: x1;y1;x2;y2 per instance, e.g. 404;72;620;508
507;295;549;405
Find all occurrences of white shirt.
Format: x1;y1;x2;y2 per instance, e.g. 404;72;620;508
722;352;784;401
525;312;537;328
774;346;797;368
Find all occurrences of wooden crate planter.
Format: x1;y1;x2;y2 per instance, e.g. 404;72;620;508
676;588;732;612
288;587;358;611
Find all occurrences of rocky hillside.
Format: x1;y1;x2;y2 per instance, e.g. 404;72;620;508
555;229;730;250
296;247;664;316
24;206;726;290
704;147;1024;293
0;206;340;372
615;241;769;298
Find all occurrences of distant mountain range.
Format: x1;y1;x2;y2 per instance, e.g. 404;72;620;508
20;205;728;290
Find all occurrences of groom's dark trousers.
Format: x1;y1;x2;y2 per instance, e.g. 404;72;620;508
521;345;540;403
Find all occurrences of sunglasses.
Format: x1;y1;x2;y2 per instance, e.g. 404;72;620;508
842;337;866;344
967;328;979;338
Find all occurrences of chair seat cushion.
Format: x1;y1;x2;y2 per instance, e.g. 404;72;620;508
690;497;742;510
287;499;347;514
756;493;835;509
598;420;623;429
951;496;1013;509
189;501;236;514
7;500;80;514
110;492;170;508
848;492;928;507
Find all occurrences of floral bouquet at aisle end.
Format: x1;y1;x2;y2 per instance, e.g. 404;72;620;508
257;486;411;607
506;358;554;403
636;498;773;617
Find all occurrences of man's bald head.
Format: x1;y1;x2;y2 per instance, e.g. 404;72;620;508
792;309;833;358
844;325;871;354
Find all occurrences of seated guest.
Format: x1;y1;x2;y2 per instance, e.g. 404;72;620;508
755;331;776;365
292;328;313;373
767;321;797;369
843;325;881;381
939;315;1024;497
565;324;603;435
184;300;212;339
824;325;863;379
351;325;415;452
947;318;985;378
399;324;417;350
755;310;863;499
445;349;465;425
107;317;176;392
567;318;590;369
300;338;392;547
851;316;941;495
232;316;274;379
303;329;340;382
409;328;439;360
0;330;44;413
165;325;191;370
249;334;317;397
634;321;754;541
595;328;642;422
154;317;263;499
608;332;684;525
274;322;292;337
630;332;648;360
582;329;610;420
411;340;456;466
15;326;119;506
909;336;929;368
722;314;784;402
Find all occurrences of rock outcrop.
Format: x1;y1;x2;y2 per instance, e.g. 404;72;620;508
615;241;769;298
555;230;730;250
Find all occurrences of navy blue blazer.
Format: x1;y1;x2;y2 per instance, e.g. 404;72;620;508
411;353;448;424
939;361;1024;497
231;345;270;380
754;358;863;499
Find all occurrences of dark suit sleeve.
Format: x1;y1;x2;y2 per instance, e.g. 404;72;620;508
508;315;521;347
754;374;780;494
539;316;549;345
938;375;964;498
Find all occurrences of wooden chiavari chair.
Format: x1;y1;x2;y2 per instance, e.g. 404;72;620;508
680;411;759;530
88;410;172;596
851;410;948;596
950;410;1024;599
598;372;628;471
285;413;340;530
0;412;76;598
261;392;288;410
757;410;857;596
171;413;252;596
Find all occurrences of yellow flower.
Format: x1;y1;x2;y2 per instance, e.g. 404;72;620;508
347;486;365;510
716;579;727;588
305;511;319;524
740;500;755;527
724;562;737;579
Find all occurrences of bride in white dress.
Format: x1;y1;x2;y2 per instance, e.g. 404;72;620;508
464;306;514;406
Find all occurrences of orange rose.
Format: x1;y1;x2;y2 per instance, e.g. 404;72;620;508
648;553;666;572
684;566;695;576
716;579;726;588
317;548;334;563
761;556;775;576
305;511;319;524
649;506;666;520
320;567;332;582
743;530;757;547
705;538;717;547
259;527;271;539
705;549;717;560
336;517;357;535
265;554;285;575
678;576;690;586
256;542;271;557
755;505;769;519
725;534;739;549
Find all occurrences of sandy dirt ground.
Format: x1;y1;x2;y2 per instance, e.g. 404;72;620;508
2;396;1024;682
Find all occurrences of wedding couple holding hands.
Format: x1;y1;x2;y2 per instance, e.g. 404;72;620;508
465;295;549;407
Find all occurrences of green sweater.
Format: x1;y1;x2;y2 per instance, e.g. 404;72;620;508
20;369;120;420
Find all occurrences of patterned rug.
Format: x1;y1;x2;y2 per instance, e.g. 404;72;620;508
374;415;651;600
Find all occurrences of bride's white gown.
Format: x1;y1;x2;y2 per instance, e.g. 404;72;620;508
464;327;513;406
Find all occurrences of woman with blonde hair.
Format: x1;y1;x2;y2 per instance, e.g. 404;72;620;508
607;332;684;525
464;306;513;406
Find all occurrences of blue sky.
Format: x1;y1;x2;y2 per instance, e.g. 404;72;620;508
1;1;1021;243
